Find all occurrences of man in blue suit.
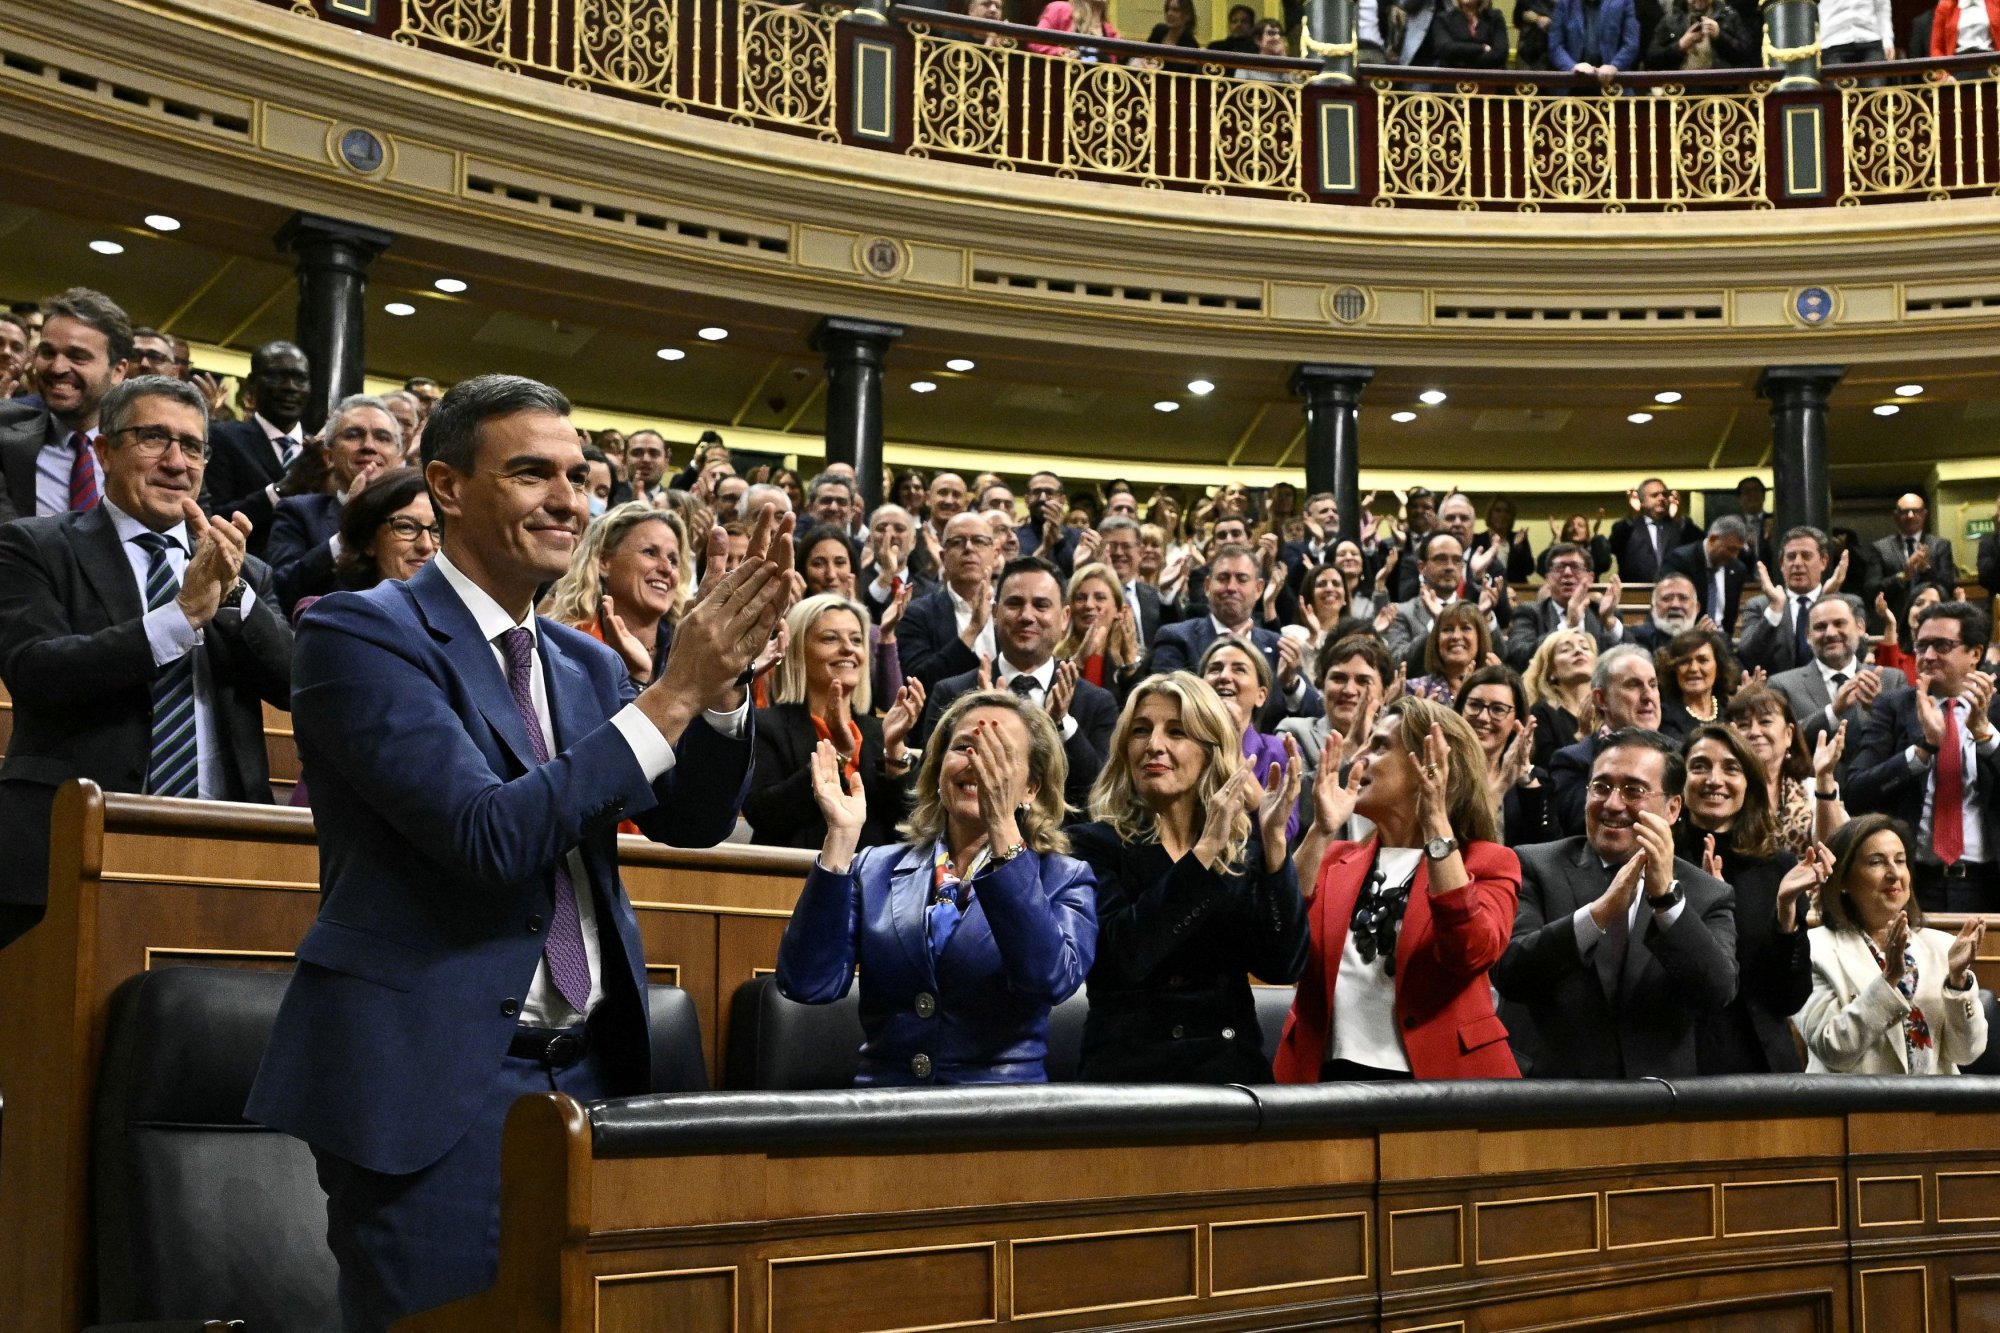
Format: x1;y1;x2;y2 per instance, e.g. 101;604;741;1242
898;509;999;689
247;374;793;1331
265;393;407;614
1147;543;1321;725
1549;0;1639;85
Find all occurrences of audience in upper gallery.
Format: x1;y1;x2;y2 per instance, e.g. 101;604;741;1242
1071;673;1307;1082
0;287;132;524
1866;491;1959;618
1236;18;1293;75
1608;478;1700;584
1802;814;1987;1074
1655;627;1740;743
201;340;314;555
265;394;405;614
0;375;294;947
1548;0;1640;88
1522;627;1597;769
1055;561;1146;701
1198;636;1304;841
1496;729;1738;1077
1645;0;1755;68
1735;525;1841;675
1550;644;1664;835
1768;593;1908;765
1435;0;1512;66
540;502;691;683
1662;514;1752;636
1146;0;1202;46
1404;600;1495;705
1514;0;1559;64
776;689;1096;1084
1456;664;1557;847
1725;683;1848;862
1506;541;1624;670
1675;724;1820;1072
1279;696;1520;1081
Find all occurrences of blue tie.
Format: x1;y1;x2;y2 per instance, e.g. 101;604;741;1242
1795;595;1812;663
133;532;198;799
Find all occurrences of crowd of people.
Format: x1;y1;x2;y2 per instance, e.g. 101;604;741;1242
6;283;1994;1326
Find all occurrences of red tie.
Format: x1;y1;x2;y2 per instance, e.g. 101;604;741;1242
68;433;99;512
1936;696;1965;866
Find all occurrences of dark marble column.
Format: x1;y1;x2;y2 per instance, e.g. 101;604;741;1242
811;316;904;516
1290;363;1375;543
275;213;393;433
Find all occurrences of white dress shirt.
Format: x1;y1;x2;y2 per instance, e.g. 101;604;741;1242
34;425;101;517
995;654;1078;740
1764;585;1820;628
1960;0;1993;50
1909;693;2000;865
432;551;746;1026
1819;0;1893;47
1328;846;1422;1068
1814;654;1860;732
1571;854;1687;956
947;581;997;662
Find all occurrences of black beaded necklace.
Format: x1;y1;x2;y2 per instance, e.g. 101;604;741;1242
1348;850;1413;976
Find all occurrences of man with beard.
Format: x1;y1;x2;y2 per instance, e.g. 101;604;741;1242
1769;593;1908;769
623;430;670;507
0;287;132;524
202;340;312;553
1623;572;1707;650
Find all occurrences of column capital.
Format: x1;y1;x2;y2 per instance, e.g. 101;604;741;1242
274;212;394;267
1289;363;1376;404
1756;364;1846;403
811;316;905;359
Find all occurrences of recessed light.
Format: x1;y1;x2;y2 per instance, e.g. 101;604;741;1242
1895;383;1923;397
88;240;124;256
1874;404;1901;417
384;302;416;316
143;214;181;232
655;347;686;361
697;326;728;341
1627;412;1654;424
1153;400;1180;413
1391;411;1417;423
1653;391;1683;404
945;358;975;372
433;277;468;294
911;380;938;394
1187;378;1215;395
1418;389;1447;405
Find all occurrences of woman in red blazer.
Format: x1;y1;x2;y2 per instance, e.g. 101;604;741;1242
1276;695;1522;1082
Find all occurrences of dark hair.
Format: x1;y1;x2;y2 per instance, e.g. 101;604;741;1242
1590;727;1687;798
580;444;610;467
420;373;572;476
0;310;28;340
1455;663;1527;722
249;339;306;375
1780;524;1829;557
1210;540;1257;568
996;554;1065;598
40;287;133;364
794;522;855;574
405;376;440;392
336;470;432;590
1821;814;1925;934
129;325;167;344
1255;16;1283;33
1656;627;1739;710
1544;541;1589;570
1917;600;1992;650
1321;632;1393;687
1681;723;1777;860
1417;528;1465;561
96;375;207;440
1424;601;1492;679
1723;683;1814;782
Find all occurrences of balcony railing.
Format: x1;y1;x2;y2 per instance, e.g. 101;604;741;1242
300;0;2000;212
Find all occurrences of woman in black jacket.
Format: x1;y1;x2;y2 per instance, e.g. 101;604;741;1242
1434;0;1510;66
1455;666;1556;848
1645;0;1755;68
1072;672;1309;1083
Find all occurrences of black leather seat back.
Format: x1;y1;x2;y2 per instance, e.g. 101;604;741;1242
1964;990;2000;1075
92;966;339;1333
1253;985;1294;1062
646;983;709;1092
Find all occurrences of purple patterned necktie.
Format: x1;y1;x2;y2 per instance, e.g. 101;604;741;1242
499;627;592;1012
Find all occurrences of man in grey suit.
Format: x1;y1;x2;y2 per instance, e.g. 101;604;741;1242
1865;492;1959;621
1736;525;1844;675
1768;593;1909;765
1382;530;1500;666
1493;728;1738;1078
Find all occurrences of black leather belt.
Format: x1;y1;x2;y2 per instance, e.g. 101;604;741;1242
509;1024;591;1067
1940;862;1992;880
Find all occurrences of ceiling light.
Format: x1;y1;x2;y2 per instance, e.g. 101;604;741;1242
911;380;937;394
1874;404;1901;417
88;240;124;255
1653;390;1683;404
1627;412;1654;424
1153;400;1180;413
655;347;686;361
1418;389;1447;405
1187;378;1215;395
383;301;416;317
1391;411;1417;423
945;358;975;373
143;214;181;232
1895;383;1923;397
433;277;468;294
697;326;728;341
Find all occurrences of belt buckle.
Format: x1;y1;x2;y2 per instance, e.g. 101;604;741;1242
545;1033;576;1065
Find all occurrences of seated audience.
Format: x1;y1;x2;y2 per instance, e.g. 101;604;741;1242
267;394;405;613
1656;627;1738;742
1279;697;1521;1081
1435;0;1511;65
1523;627;1597;769
1769;593;1908;765
1505;542;1623;671
1736;525;1838;675
1407;600;1494;706
541;503;689;683
1072;674;1307;1082
1495;729;1738;1077
1802;815;1987;1074
775;690;1096;1084
1645;0;1755;66
1676;724;1820;1072
746;593;924;850
1625;572;1703;651
1726;683;1845;862
1200;636;1302;841
1208;1;1259;50
0;376;294;946
1147;0;1202;45
0;287;131;525
1457;665;1555;847
898;510;997;689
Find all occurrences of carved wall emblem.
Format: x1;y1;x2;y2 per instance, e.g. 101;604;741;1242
857;236;907;280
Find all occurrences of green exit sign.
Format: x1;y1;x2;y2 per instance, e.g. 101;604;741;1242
1971;518;1996;538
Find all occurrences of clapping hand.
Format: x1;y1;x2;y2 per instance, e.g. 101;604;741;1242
1701;832;1722;881
1195;764;1256;869
1967;670;1998;742
1822;550;1850;596
1755;561;1782;609
881;678;926;753
880;578;913;640
174;499;252;629
1313;729;1363;833
1882;913;1912;984
1812;720;1847;787
600;596;655;681
1832;668;1880;716
1411;723;1452;825
643;506;793;740
1776;841;1833;930
1948;917;1987;988
1045;660;1078;722
1256;735;1304;868
809;739;867;873
1915;674;1946;749
1596;574;1624;624
967;716;1033;849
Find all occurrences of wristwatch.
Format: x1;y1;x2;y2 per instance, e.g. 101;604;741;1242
219;577;248;611
1423;835;1458;862
1648;881;1685;913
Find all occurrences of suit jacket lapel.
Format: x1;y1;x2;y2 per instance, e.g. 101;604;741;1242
74;505;145;624
407;563;536;771
1313;840;1376;969
887;843;937;983
536;622;598;755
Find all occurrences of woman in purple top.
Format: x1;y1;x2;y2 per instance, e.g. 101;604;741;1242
1198;637;1302;842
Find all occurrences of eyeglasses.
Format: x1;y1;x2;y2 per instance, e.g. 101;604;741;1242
115;424;209;461
1462;699;1516;720
1915;637;1970;655
942;535;994;551
384;517;442;542
1586;778;1663;804
1895;506;1927;516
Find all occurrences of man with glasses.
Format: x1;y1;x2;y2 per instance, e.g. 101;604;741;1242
1495;728;1738;1077
897;509;998;689
1866;492;1959;626
1505;540;1625;670
1382;531;1501;666
0;286;131;524
0;376;293;948
1097;515;1176;650
266;395;408;615
1548;643;1664;836
1016;470;1079;574
1848;601;2000;911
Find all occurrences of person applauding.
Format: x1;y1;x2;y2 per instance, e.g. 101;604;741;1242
776;691;1095;1084
1071;674;1308;1082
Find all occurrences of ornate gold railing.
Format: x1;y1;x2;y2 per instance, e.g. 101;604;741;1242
1839;65;2000;202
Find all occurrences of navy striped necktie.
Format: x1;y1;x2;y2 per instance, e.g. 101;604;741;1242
133;531;198;799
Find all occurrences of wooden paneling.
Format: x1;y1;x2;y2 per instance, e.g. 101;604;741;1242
770;1245;995;1333
1208;1211;1369;1295
1009;1227;1197;1319
596;1267;736;1333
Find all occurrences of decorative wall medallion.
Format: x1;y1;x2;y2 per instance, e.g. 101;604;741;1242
335;127;388;176
1327;285;1369;324
1792;286;1834;327
856;236;907;281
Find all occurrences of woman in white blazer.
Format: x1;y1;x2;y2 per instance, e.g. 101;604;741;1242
1803;814;1988;1076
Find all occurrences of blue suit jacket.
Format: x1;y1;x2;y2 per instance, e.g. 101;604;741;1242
266;492;343;614
775;841;1097;1084
1549;0;1638;69
1145;619;1323;722
899;586;981;690
246;560;752;1173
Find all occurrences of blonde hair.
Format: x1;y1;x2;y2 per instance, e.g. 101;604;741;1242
772;593;873;713
1053;562;1139;668
1381;696;1502;844
1198;634;1273;701
1522;627;1599;731
903;691;1070;854
1087;673;1251;873
540;503;689;626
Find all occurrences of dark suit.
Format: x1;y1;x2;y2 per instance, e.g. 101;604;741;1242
1548;736;1596;837
1846;684;2000;909
1767;659;1909;756
1607;514;1699;583
266;492;343;614
1672;825;1809;1074
1145;617;1321;725
0;402;61;524
202;418;294;554
918;664;1117;814
0;506;292;945
1018;522;1079;575
1661;540;1747;634
245;560;751;1326
1493;837;1738;1078
1503;598;1623;672
1623;615;1684;652
1979;532;2000;599
743;703;908;851
1127;579;1177;650
1866;532;1958;610
1734;590;1822;675
897;586;982;689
